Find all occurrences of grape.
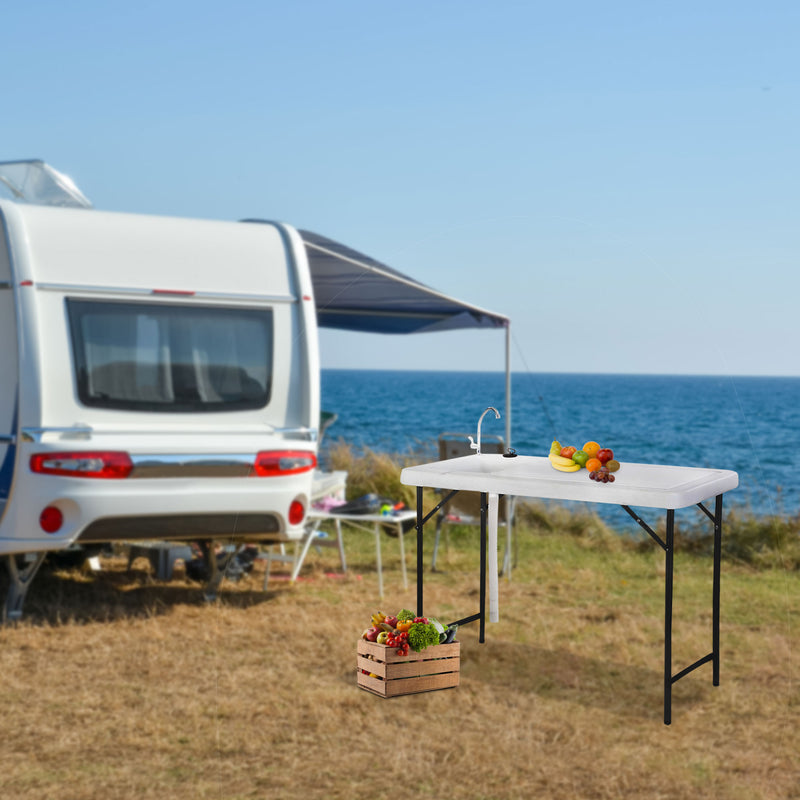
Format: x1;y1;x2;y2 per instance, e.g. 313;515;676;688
587;456;618;484
589;466;616;484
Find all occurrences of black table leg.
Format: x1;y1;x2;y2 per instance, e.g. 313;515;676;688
416;486;424;618
479;492;487;643
713;493;722;685
664;508;675;725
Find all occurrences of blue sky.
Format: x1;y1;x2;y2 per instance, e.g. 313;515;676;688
5;1;798;375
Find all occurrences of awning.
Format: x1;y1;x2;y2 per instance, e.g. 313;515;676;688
300;230;509;335
300;229;512;449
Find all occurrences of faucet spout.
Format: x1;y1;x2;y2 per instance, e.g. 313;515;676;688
470;406;501;455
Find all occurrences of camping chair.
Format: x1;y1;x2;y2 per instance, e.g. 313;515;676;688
432;432;516;577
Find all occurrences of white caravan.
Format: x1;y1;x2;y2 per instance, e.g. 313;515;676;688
0;199;320;617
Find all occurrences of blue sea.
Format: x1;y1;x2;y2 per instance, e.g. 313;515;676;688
319;370;800;525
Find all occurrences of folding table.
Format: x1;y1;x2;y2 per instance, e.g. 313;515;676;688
401;454;739;724
270;508;417;598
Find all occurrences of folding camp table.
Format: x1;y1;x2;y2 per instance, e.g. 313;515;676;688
301;508;417;598
263;505;416;599
401;455;738;724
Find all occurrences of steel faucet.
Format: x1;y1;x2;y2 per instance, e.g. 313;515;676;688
468;406;500;455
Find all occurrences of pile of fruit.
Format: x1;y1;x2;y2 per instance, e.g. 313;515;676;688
361;610;458;656
548;440;620;481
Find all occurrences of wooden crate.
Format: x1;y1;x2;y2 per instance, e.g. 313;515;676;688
357;638;460;697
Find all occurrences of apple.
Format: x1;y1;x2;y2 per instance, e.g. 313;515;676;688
560;446;577;458
596;448;614;464
571;449;589;467
364;627;379;642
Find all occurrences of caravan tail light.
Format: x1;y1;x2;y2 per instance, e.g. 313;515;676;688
288;499;306;526
30;451;134;479
252;451;317;477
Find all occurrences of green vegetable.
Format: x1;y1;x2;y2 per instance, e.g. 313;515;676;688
407;622;441;652
427;617;447;643
428;617;445;633
397;608;415;622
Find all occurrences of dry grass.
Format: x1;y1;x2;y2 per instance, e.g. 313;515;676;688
0;514;798;800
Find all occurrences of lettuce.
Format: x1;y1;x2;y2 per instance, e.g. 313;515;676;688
407;621;441;652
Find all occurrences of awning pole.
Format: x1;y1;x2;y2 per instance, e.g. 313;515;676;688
503;321;515;581
505;322;511;449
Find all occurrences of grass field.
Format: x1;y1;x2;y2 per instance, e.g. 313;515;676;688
0;499;798;799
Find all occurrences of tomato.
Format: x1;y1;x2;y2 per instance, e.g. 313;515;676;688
596;448;614;464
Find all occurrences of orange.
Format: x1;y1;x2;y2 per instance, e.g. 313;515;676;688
585;457;602;473
583;441;601;457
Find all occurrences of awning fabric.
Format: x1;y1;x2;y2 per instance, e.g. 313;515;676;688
300;230;509;334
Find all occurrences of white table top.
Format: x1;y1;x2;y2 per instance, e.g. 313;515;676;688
308;508;418;523
401;454;738;510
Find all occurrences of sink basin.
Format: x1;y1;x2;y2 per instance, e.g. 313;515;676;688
402;454;567;494
428;454;526;475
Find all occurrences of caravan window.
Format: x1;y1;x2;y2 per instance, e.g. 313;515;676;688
67;300;273;412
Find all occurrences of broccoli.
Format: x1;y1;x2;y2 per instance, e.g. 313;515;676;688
407;622;441;652
397;608;415;622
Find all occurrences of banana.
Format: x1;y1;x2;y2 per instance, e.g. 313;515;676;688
549;452;577;468
550;461;581;473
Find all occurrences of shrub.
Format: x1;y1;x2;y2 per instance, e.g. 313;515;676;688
672;509;800;570
326;441;417;507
